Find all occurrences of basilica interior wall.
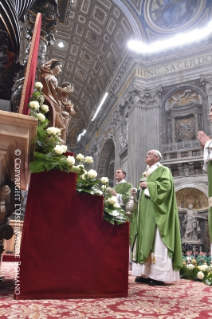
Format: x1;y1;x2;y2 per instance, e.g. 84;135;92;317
85;48;212;251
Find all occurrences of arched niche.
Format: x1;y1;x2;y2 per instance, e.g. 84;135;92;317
176;186;209;250
97;139;115;185
176;187;208;209
162;87;204;145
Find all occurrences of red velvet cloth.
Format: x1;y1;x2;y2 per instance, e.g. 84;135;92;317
15;170;129;299
19;13;42;115
2;254;20;262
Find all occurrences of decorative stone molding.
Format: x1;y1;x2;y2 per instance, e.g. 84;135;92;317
132;84;162;108
200;75;212;95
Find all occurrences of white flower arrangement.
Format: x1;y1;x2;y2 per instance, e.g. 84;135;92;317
84;156;93;164
40;104;49;113
54;145;67;155
111;211;119;217
29;101;40;110
28;86;128;227
46;127;61;136
74;164;84;172
197;271;204;280
107;196;117;205
66;156;75;166
34;82;43;89
101;177;109;184
76;153;84;162
36;113;46;122
187;264;194;270
199;265;208;271
87;169;97;179
81;174;87;180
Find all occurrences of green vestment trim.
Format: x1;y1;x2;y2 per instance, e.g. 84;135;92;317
208;161;212;242
131;166;183;271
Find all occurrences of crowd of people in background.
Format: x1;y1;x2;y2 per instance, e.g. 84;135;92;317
182;243;211;266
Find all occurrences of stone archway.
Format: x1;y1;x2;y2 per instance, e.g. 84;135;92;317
97;139;115;186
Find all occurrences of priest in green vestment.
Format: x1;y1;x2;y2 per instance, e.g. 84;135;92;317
109;168;133;208
198;105;212;260
109;168;133;244
131;150;183;285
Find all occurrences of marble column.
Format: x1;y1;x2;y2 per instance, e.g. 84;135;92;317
127;85;162;186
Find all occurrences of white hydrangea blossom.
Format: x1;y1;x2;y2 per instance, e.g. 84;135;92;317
101;177;109;184
87;169;97;179
29;101;40;110
40;104;49;113
76;153;84;162
36;113;46;122
84;156;93;164
46;127;61;136
67;156;75;166
34;82;43;89
187;264;194;270
197;271;204;280
199;265;208;271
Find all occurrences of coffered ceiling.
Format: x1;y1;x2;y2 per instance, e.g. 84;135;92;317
23;0;212;147
45;0;143;147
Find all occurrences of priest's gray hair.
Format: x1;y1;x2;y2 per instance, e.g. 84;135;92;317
153;150;162;160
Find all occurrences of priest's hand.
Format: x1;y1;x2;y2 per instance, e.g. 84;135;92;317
140;181;147;189
109;188;117;196
198;131;211;148
131;188;137;194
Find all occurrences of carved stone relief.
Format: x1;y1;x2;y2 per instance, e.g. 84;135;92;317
163;87;203;144
165;89;202;111
176;187;208;246
176;116;195;142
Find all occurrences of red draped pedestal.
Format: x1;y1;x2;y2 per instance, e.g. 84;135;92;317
15;170;129;299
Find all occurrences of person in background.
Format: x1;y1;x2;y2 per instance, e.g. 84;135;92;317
198;105;212;259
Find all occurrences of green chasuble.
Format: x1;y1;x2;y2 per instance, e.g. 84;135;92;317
208;161;212;242
113;181;133;206
131;165;183;271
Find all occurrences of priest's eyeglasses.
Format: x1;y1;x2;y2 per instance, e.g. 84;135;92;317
146;152;157;157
